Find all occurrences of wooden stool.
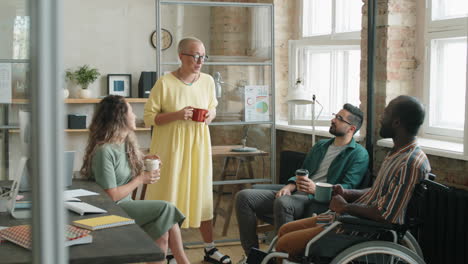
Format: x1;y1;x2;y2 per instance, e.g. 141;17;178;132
211;145;269;236
213;156;253;236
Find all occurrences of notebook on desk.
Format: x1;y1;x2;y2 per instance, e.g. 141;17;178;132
73;215;135;231
0;224;92;249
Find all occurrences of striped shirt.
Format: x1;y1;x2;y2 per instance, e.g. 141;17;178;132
355;141;431;224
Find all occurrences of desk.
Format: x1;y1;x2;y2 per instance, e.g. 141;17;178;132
0;180;164;264
212;145;269;236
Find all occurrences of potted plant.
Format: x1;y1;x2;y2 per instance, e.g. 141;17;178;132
66;65;100;98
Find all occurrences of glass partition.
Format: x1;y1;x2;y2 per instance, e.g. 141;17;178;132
0;0;30;182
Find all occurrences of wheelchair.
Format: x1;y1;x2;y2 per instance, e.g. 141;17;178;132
258;174;449;264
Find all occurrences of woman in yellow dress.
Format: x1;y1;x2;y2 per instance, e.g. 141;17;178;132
144;37;231;264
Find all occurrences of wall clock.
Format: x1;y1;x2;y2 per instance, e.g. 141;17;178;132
151;28;173;51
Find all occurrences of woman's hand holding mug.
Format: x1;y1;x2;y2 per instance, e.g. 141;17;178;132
141;169;160;185
143;155;161;184
179;106;194;121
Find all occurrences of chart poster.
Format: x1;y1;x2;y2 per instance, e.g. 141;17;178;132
244;85;269;122
0;63;12;104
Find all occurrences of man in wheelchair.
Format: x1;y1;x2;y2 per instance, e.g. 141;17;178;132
236;103;369;260
273;96;431;263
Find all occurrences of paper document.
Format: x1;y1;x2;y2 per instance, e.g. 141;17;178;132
64;189;99;200
244;85;270;122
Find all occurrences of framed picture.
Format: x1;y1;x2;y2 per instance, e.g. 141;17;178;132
108;74;131;97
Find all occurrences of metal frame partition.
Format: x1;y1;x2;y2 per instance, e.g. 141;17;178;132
1;0;66;262
30;0;66;263
155;0;276;187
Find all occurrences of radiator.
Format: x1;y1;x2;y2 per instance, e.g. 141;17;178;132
418;187;468;264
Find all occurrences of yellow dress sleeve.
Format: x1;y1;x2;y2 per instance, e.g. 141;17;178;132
143;78;164;127
207;75;218;110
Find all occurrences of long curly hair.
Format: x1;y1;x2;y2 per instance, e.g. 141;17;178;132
80;95;143;179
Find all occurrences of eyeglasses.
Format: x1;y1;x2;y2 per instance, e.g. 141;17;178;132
181;53;209;63
332;113;353;126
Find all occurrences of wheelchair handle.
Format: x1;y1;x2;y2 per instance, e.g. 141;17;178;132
422;173;450;192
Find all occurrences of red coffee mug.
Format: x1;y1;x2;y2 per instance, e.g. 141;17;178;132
192;108;208;122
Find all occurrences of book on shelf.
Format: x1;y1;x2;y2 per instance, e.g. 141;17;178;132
15;201;32;209
0;224;92;249
65;201;107;216
72;215;135;231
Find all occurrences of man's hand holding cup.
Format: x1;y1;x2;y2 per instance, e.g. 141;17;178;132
295;169;315;194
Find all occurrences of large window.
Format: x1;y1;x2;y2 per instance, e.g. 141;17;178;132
288;0;361;126
425;0;467;139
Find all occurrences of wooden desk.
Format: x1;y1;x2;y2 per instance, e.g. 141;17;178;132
212;145;269;236
0;180;164;264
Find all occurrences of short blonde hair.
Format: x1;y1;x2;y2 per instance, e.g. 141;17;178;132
178;37;203;54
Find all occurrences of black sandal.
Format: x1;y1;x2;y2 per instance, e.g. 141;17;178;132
204;247;232;264
166;254;175;264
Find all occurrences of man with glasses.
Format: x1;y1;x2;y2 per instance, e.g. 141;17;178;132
144;37;232;264
235;103;369;261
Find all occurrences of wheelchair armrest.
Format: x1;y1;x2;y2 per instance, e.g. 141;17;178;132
336;215;395;230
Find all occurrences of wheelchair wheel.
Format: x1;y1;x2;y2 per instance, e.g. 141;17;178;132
401;232;423;258
330;241;425;264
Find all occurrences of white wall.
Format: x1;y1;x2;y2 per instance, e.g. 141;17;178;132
0;0;16;59
64;0;157;97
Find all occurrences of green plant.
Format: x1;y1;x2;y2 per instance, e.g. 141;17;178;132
66;65;100;89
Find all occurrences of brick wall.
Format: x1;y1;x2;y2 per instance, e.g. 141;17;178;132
208;0;279;183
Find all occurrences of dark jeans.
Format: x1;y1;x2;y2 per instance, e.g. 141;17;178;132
235;189;329;255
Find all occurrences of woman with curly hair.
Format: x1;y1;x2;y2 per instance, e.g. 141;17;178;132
80;95;189;264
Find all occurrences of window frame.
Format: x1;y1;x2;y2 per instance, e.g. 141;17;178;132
288;0;361;126
422;0;468;141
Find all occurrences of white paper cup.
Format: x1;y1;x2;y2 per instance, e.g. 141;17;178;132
144;159;160;171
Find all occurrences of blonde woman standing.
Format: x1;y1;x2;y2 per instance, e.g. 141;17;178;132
144;37;231;264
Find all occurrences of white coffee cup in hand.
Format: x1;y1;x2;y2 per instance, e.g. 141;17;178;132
144;159;160;171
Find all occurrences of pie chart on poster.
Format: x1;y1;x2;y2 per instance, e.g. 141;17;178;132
256;101;268;113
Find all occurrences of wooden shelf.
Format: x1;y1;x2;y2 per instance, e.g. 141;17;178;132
9;127;151;133
66;98;148;104
11;99;28;104
12;98;148;104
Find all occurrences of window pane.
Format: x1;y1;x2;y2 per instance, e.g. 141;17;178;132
429;37;467;131
304;51;331;121
303;0;332;37
302;49;360;122
335;0;362;33
432;0;468;20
